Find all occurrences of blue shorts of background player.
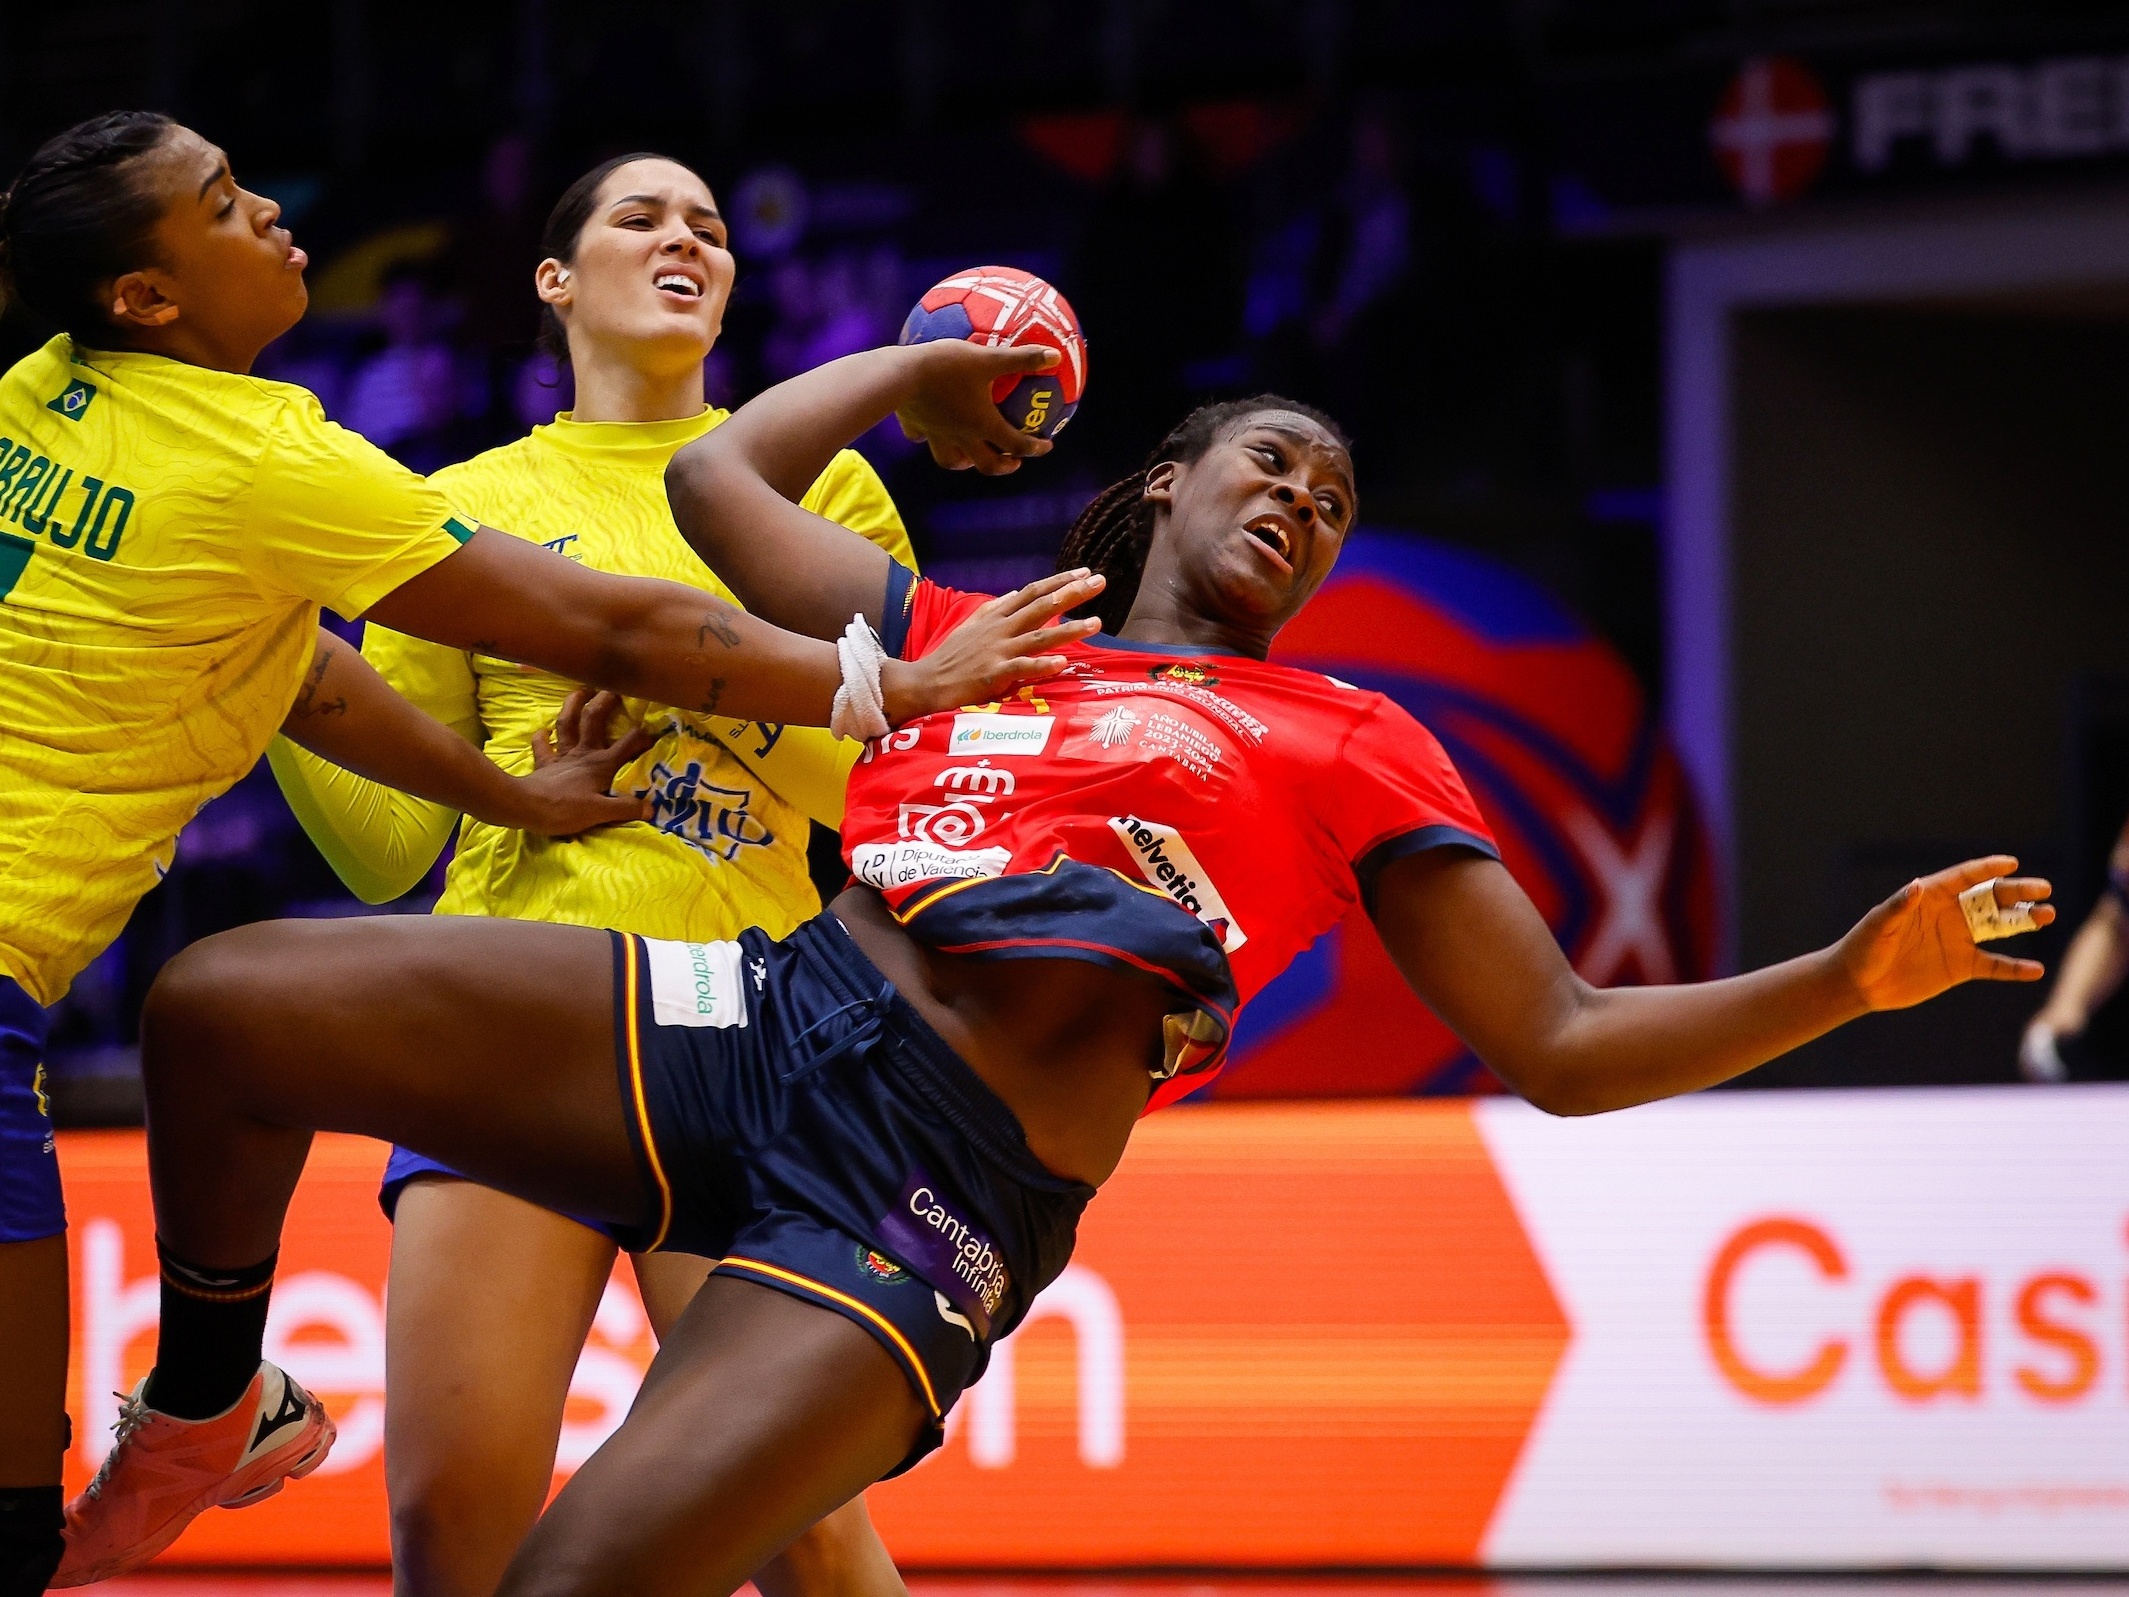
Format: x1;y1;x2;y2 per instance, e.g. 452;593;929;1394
0;977;64;1243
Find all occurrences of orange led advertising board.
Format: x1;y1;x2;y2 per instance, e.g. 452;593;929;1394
58;1087;2129;1570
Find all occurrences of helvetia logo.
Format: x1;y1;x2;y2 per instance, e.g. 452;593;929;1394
1108;815;1247;952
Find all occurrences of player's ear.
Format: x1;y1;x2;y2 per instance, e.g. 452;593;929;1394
534;258;573;311
1143;460;1179;508
107;270;180;331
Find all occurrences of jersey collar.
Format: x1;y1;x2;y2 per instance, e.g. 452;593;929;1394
536;406;726;463
1081;631;1246;660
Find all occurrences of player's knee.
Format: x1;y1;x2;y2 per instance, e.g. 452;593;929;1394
142;928;273;1061
761;1503;901;1597
390;1469;538;1597
391;1447;553;1592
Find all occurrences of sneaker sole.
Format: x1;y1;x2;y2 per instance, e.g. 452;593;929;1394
51;1404;337;1587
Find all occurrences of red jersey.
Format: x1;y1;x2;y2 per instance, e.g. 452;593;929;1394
847;575;1497;1109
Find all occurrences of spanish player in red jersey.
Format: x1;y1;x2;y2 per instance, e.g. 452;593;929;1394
79;336;2051;1594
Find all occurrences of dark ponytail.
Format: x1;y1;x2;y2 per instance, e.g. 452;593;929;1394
535;150;693;366
0;111;177;345
1056;394;1351;633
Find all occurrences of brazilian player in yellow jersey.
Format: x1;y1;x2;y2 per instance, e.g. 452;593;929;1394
0;114;1081;1597
266;154;913;1597
277;415;905;930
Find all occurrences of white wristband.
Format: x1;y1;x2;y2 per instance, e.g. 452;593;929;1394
829;614;890;743
1959;878;2040;944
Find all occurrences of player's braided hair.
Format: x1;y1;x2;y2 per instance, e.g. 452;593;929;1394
536;150;695;367
0;111;177;344
1056;395;1351;633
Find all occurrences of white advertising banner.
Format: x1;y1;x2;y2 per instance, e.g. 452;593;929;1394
1479;1084;2129;1568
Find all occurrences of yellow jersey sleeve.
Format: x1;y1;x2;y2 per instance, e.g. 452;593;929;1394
708;448;913;828
359;619;483;734
266;738;459;904
242;395;474;616
797;448;914;569
266;621;480;903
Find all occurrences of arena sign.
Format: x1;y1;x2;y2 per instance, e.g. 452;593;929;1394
58;1086;2129;1569
1705;51;2129;208
1549;36;2129;217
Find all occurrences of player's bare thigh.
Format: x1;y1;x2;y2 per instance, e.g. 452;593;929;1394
143;914;642;1225
386;1176;618;1597
496;1277;923;1597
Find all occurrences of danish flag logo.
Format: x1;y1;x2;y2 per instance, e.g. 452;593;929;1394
1711;56;1835;207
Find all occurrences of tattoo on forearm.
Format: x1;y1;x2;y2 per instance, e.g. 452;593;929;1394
698;678;727;716
698;611;742;650
292;648;349;718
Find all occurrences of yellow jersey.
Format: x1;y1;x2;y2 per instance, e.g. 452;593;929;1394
0;336;471;1004
274;406;910;943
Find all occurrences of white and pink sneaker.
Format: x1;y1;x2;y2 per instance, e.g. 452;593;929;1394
52;1361;335;1586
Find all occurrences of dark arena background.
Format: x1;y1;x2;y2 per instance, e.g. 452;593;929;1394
15;0;2129;1588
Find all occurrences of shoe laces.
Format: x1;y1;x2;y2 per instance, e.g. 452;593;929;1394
83;1391;149;1501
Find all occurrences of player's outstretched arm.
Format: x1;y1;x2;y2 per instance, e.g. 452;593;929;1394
666;340;1058;642
362;527;1101;728
279;628;651;837
1372;850;2054;1116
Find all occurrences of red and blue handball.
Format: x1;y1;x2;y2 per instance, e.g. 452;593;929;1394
897;266;1087;440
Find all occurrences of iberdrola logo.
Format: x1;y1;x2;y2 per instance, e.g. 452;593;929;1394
47;378;96;421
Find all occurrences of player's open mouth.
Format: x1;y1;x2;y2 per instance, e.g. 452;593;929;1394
654;272;704;299
1243;514;1296;571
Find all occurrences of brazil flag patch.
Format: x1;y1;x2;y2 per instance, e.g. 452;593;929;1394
47;379;96;421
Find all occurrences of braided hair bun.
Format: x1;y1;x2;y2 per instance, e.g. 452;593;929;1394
1056;395;1350;634
0;111;177;343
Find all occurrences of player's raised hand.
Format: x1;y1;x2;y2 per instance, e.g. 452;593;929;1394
881;570;1104;723
517;689;655;837
896;340;1059;475
1836;856;2055;1011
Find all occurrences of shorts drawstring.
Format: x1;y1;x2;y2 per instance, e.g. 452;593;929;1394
778;980;895;1084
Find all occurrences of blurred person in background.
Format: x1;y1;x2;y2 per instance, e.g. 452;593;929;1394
341;260;471;473
268;151;914;1597
2020;817;2129;1081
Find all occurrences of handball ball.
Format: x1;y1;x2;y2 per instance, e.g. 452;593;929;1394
897;266;1087;440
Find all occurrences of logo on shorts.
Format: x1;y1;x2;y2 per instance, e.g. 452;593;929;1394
877;1174;1009;1339
933;1292;976;1340
856;1247;909;1284
30;1062;50;1121
47;379;96;421
643;938;750;1029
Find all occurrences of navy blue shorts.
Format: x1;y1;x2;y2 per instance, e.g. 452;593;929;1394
379;1144;612;1233
610;913;1092;1472
0;976;63;1243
